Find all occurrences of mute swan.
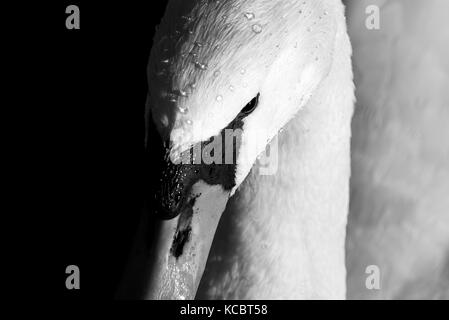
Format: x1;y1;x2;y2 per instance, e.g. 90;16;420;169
119;0;354;299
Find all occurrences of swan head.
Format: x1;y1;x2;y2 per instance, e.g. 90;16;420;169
144;0;338;299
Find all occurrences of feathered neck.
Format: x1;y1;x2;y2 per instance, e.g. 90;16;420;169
197;3;354;298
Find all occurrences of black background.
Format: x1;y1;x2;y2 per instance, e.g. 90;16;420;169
20;1;170;299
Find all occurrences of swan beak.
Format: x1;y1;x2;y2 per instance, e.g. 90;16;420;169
146;180;230;299
143;135;237;299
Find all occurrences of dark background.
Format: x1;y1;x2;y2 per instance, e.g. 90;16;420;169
23;1;170;299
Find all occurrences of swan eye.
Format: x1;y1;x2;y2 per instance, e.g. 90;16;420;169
239;93;260;117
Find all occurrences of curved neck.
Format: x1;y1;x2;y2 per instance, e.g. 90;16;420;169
197;7;354;299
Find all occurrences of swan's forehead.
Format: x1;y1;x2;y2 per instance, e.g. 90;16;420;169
147;0;333;152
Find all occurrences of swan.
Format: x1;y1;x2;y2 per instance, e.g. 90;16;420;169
119;0;354;299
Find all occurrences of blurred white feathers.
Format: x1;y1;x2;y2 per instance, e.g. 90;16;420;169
346;0;449;299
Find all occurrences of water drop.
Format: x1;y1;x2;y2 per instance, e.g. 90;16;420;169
181;15;193;22
213;70;221;77
178;106;188;114
161;59;170;64
186;119;193;125
244;12;255;20
252;24;262;34
161;115;169;127
229;85;234;91
216;95;223;102
240;68;246;75
167;93;178;103
194;61;208;70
